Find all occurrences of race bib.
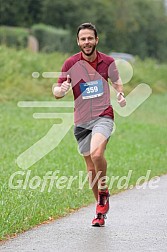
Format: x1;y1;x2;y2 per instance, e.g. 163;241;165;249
80;79;104;99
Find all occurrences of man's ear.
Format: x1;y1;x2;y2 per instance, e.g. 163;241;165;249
96;37;99;45
77;38;79;46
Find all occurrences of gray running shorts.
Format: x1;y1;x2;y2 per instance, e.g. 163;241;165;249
74;117;114;154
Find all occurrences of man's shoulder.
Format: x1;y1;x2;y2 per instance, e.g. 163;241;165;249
61;52;81;72
98;51;115;64
64;52;81;65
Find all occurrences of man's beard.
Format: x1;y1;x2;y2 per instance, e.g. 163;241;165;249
81;44;96;56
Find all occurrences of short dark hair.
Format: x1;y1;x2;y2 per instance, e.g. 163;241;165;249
77;23;97;38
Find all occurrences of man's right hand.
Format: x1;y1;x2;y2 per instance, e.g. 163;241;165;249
53;75;71;98
60;75;71;93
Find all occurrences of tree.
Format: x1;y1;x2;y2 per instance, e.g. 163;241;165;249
0;0;42;27
0;0;167;61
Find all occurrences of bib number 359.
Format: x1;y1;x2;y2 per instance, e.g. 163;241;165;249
80;79;104;99
86;86;98;94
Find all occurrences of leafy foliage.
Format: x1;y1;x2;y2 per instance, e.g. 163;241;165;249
0;0;167;61
31;24;72;53
0;26;29;49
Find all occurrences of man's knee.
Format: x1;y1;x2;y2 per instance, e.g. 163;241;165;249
91;152;103;163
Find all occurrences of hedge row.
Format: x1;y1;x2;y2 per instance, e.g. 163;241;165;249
30;24;72;53
0;26;29;49
0;24;72;53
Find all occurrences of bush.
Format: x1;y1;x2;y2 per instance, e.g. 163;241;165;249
0;26;29;49
31;23;72;53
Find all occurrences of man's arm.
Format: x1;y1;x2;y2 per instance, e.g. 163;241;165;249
108;60;126;107
112;77;126;107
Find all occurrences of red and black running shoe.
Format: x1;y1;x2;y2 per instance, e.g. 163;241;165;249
92;213;106;227
96;189;110;215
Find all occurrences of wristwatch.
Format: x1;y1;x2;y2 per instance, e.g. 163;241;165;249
117;92;125;98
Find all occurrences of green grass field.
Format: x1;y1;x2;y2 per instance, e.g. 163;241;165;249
0;46;167;240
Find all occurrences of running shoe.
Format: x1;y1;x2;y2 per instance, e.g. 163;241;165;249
96;189;110;215
92;213;106;227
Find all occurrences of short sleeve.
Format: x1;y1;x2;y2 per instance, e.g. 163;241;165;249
108;60;120;83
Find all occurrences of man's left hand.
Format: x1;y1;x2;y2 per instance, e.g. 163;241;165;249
117;92;126;107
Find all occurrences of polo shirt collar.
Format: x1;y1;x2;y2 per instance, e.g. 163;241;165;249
77;51;103;64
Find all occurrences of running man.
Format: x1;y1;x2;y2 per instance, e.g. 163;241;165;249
53;23;126;226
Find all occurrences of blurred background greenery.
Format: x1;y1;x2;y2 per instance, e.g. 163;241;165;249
0;0;167;62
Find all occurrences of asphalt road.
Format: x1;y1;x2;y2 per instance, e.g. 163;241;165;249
1;175;167;252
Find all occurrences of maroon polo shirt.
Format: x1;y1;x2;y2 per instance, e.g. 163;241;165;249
57;51;119;125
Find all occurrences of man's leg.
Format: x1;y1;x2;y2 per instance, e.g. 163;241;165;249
83;133;108;201
90;133;108;190
83;155;98;201
90;133;110;226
